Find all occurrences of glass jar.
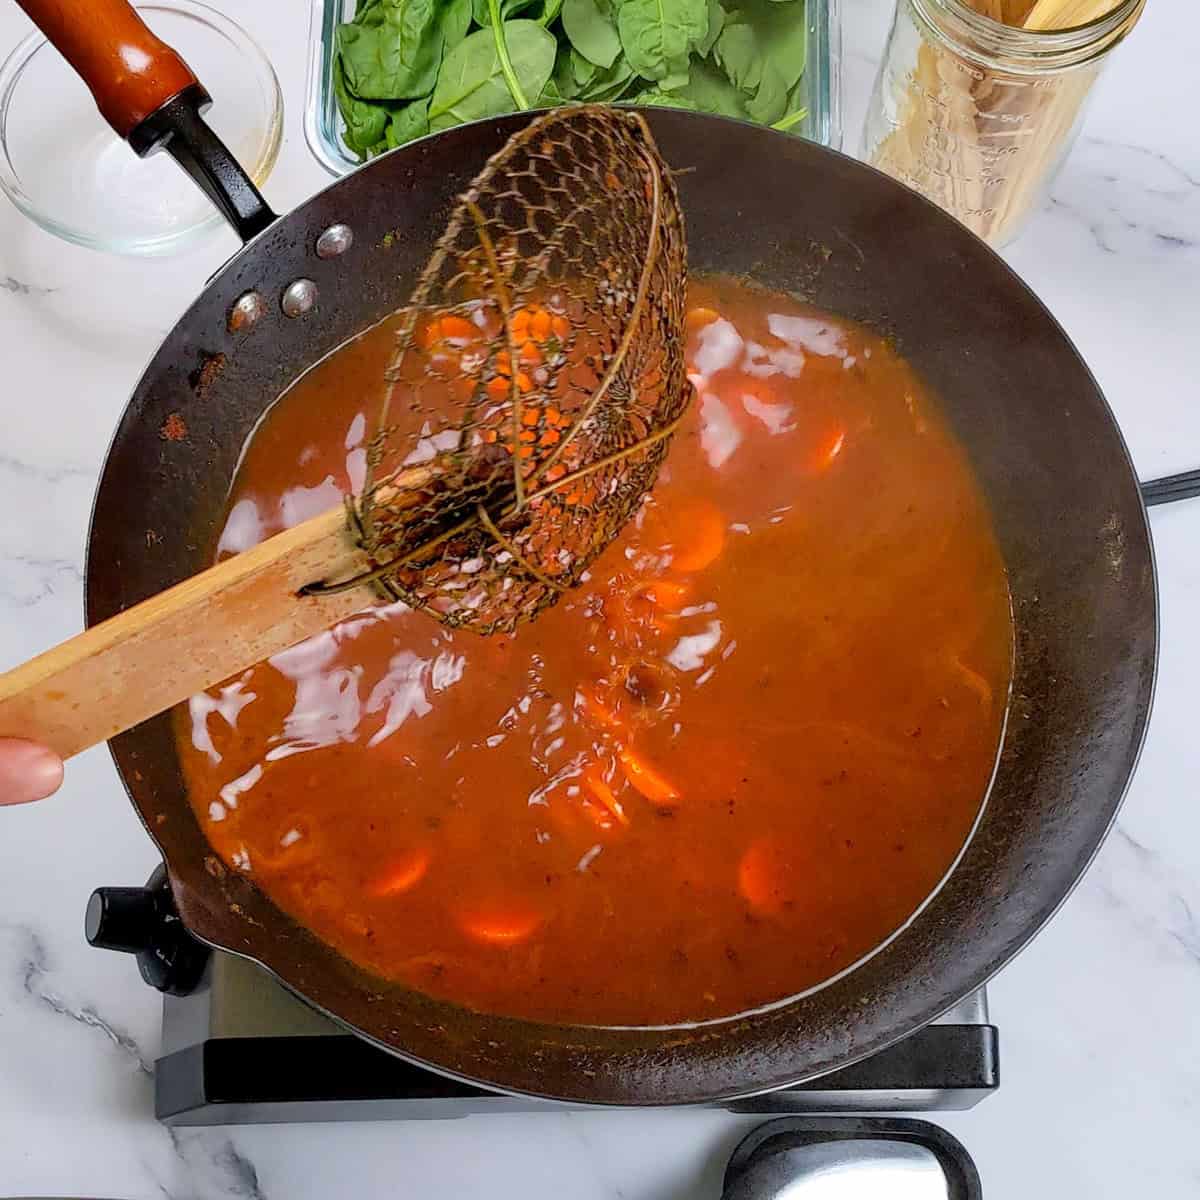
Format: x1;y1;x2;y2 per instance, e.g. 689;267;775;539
861;0;1143;246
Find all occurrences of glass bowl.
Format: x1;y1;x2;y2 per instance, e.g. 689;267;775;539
0;0;282;256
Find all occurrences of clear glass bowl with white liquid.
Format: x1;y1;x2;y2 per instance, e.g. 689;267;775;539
0;0;282;256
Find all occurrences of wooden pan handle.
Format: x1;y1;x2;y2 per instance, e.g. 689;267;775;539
15;0;201;137
0;506;372;762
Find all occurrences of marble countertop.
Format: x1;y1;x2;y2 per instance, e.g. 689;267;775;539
1;0;1197;1195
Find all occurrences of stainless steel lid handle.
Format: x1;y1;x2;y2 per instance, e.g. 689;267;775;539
723;1118;982;1200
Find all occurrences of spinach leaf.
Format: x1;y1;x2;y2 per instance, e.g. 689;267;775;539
334;57;390;156
578;53;635;99
548;42;581;98
444;0;475;47
562;0;621;69
636;90;699;109
770;75;807;132
617;0;708;85
743;58;787;124
487;0;532;106
695;0;725;54
386;99;431;148
632;57;747;117
352;0;387;26
472;0;539;27
337;0;444;100
658;64;691;90
429;21;557;129
714;0;806;94
540;0;565;23
572;47;601;87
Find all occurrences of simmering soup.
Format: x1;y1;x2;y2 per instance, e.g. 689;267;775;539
177;276;1012;1026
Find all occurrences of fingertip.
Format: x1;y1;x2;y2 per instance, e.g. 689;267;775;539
0;739;65;805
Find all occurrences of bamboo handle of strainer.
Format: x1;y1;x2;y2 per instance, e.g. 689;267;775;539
0;504;372;762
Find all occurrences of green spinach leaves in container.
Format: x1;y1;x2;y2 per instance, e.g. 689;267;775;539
333;0;808;158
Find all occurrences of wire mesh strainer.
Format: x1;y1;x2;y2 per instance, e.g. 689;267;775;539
0;105;691;761
311;104;691;634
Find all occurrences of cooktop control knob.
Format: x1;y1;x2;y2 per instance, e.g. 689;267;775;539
85;864;209;996
85;886;159;954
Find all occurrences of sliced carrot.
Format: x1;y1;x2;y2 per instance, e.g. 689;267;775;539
737;838;789;916
531;308;552;340
370;847;431;896
521;407;540;426
637;497;727;573
544;463;567;482
519;340;543;366
460;906;543;945
495;351;512;378
579;800;616;831
307;879;368;938
485;376;510;401
810;428;846;474
550;314;570;341
618;746;681;809
519;429;536;444
252;832;323;872
538;428;561;447
426;350;459;378
511;308;532;338
671;502;727;572
579;687;625;731
583;767;630;826
438;314;477;343
950;655;994;710
685;306;720;332
637;578;692;612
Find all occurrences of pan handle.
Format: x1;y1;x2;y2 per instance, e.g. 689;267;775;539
1141;469;1200;508
14;0;277;243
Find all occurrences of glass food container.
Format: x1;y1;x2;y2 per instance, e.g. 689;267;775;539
861;0;1143;247
305;0;842;177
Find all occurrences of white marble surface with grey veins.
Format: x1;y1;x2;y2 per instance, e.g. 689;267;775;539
1;0;1198;1195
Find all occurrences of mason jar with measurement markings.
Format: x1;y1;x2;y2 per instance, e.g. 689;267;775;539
861;0;1143;246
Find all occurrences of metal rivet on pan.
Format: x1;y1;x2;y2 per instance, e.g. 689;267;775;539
282;279;318;318
227;290;266;333
316;223;354;258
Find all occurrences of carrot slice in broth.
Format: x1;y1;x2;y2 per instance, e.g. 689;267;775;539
737;838;790;916
460;906;543;945
370;847;431;896
618;746;681;809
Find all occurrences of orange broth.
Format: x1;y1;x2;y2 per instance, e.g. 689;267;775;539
176;276;1012;1026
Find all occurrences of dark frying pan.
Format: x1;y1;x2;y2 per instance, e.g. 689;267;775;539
21;0;1161;1105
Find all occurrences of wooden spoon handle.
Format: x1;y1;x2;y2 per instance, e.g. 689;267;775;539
0;505;370;762
14;0;200;138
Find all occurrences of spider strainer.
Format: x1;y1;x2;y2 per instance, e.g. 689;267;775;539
0;105;691;761
311;104;691;635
